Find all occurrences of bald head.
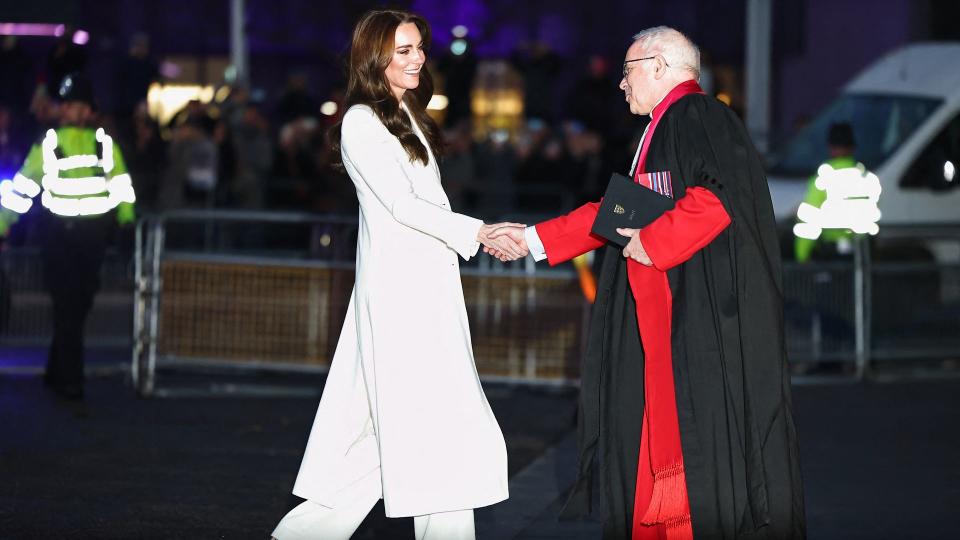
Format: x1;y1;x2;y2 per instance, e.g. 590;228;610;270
619;26;700;115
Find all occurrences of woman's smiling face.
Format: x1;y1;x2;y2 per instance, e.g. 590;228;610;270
385;22;425;101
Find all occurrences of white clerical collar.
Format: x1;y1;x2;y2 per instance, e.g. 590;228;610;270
630;94;667;174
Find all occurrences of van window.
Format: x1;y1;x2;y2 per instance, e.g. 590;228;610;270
769;94;942;177
900;113;960;191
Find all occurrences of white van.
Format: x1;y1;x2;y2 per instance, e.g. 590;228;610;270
767;42;960;229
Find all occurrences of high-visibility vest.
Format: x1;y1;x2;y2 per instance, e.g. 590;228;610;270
1;126;135;223
793;155;870;263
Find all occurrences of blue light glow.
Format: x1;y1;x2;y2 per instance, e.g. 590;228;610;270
450;39;468;56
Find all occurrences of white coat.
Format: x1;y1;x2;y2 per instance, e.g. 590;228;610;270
291;104;509;518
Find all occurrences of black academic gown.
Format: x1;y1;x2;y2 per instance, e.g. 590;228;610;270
563;94;806;539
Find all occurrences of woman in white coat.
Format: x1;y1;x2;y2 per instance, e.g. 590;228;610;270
271;10;528;540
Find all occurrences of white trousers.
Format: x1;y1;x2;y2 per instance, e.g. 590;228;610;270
272;468;475;540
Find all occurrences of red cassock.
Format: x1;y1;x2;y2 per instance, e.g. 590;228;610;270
534;82;730;540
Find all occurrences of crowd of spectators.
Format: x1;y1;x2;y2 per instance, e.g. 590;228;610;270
0;33;650;227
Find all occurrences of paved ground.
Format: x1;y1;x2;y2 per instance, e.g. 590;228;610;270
1;355;958;539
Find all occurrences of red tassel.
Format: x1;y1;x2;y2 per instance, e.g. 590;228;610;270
664;516;693;540
640;464;688;525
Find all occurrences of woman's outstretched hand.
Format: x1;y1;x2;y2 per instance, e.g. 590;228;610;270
478;223;529;261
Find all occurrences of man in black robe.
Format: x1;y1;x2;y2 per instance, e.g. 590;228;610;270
489;26;806;539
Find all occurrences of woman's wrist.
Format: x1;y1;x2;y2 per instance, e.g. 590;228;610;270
476;223;492;244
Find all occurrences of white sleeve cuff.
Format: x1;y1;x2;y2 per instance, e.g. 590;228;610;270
525;226;547;262
451;216;484;260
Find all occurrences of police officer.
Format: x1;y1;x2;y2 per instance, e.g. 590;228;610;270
794;122;857;263
0;72;135;399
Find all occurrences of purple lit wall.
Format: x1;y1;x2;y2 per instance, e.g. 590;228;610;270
410;0;744;62
3;0;938;147
410;0;491;52
774;0;914;145
19;0;749;110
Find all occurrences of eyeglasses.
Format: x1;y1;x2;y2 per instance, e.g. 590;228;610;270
622;55;671;78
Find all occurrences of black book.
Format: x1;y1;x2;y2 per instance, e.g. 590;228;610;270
591;172;676;247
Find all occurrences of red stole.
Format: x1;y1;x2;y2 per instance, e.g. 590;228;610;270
630;80;702;540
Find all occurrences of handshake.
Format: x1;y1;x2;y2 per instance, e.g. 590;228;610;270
477;223;529;262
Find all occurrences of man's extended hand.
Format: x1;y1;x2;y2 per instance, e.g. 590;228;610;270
478;223;528;261
617;228;652;266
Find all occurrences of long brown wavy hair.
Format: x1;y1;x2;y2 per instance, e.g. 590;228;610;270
330;9;443;167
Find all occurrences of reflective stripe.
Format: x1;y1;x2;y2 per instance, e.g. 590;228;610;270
107;173;136;203
57;154;100;170
0;179;16;197
33;128;134;215
41;174;108;196
12;173;41;198
41;129;58;175
0;180;33;214
96;127;115;173
44;127;114;172
41;191;120;216
793;164;883;240
0;194;32;214
108;173;132;188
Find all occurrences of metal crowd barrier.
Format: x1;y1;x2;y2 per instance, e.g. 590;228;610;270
2;210;956;390
781;226;960;376
866;226;960;365
130;210;589;396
